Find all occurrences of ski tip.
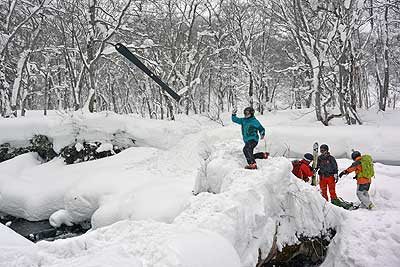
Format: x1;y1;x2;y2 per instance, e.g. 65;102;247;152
115;43;125;50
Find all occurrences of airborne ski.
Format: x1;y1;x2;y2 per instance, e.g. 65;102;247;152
115;43;181;102
311;142;318;186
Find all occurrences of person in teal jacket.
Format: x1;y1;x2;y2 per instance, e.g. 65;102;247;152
232;107;268;169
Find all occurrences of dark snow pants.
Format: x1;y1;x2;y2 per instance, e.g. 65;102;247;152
243;140;265;164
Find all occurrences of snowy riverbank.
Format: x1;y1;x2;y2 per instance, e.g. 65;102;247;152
1;109;399;266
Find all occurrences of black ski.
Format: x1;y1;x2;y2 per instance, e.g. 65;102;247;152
332;198;359;210
115;43;181;102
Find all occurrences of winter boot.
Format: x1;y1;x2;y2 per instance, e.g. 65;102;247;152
245;163;257;169
368;202;375;210
331;198;342;207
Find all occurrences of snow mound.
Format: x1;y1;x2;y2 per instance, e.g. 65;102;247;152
0;224;37;267
32;220;240;267
182;142;344;266
1;137;345;267
0;112;214;222
322;163;400;267
0;224;33;247
0;111;212;152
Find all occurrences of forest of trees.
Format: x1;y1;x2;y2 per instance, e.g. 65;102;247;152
0;0;399;125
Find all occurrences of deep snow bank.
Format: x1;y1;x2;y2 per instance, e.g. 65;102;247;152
0;140;344;267
0;111;212;222
1;109;399;267
0;111;211;152
0;147;193;223
0;224;37;267
186;142;344;266
1;219;240;267
321;162;400;267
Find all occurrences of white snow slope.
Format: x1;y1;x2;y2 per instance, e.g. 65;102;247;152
0;109;399;267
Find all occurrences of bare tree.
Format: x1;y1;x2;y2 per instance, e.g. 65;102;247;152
0;0;45;117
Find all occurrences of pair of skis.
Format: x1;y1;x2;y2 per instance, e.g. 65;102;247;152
114;43;181;102
311;142;318;186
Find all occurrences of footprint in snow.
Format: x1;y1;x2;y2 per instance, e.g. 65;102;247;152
390;233;400;243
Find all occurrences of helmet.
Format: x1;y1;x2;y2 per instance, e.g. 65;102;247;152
303;153;314;161
243;107;255;116
351;151;361;160
320;144;329;151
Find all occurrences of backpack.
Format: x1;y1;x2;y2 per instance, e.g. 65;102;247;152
292;160;303;178
359;155;375;179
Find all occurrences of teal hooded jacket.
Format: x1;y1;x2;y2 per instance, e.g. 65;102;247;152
232;114;265;143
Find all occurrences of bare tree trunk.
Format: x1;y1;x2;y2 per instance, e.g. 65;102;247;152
10;51;29;117
382;4;390;111
348;42;357;111
21;97;26;116
87;0;97;112
249;72;254;107
208;70;212;112
185;98;190;115
315;90;323;122
165;96;175;120
369;0;385;111
109;74;118;113
160;89;164;120
44;73;49;116
265;80;269;111
362;65;370;108
60;17;79;110
146;97;152;118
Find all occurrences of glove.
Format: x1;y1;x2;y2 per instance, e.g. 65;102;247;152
232;108;237;115
339;170;348;178
308;165;317;174
334;174;339;183
260;134;265;139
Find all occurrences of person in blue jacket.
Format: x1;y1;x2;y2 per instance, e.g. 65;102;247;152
232;106;268;169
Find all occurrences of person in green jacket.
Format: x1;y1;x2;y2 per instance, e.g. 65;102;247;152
232;107;268;169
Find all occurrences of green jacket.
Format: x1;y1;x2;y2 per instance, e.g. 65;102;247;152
232;114;265;143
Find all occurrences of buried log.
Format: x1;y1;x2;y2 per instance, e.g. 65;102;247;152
0;131;136;164
0;135;58;163
1;215;90;242
258;225;336;267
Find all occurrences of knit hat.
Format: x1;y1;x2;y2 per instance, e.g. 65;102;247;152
351;151;361;160
243;107;255;116
303;153;314;161
320;144;329;151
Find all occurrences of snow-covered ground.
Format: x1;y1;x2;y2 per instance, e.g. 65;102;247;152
0;108;399;267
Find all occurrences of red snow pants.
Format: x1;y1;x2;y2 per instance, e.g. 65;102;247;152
319;176;337;201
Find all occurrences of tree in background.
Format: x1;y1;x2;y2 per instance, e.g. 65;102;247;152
0;0;399;125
